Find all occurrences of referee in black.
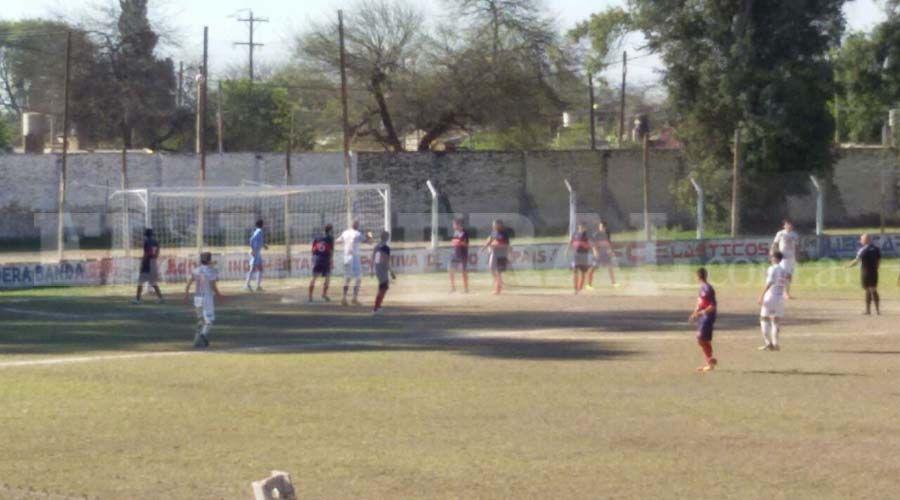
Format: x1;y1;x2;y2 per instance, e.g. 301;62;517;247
847;233;881;315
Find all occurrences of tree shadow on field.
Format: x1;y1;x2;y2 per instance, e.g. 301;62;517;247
0;292;827;362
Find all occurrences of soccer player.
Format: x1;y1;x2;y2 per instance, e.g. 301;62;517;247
449;218;470;293
133;228;164;304
308;224;335;303
758;251;787;351
771;219;799;299
481;219;511;295
245;219;268;292
337;220;372;306
567;222;593;294
586;221;617;289
688;267;718;372
371;230;397;314
184;252;223;348
847;233;881;315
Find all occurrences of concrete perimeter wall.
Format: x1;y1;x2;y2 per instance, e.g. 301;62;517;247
0;147;895;242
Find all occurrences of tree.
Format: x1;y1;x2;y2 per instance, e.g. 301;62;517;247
833;10;900;143
293;0;579;151
630;0;845;231
218;79;310;152
0;115;11;152
568;7;631;75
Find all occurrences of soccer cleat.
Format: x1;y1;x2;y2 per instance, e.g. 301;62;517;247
156;298;165;304
321;296;331;302
351;299;361;306
307;297;314;303
245;284;253;292
256;286;264;292
758;344;773;351
584;284;594;291
192;334;204;348
612;283;622;288
341;298;349;306
131;299;141;305
770;345;780;351
372;308;383;315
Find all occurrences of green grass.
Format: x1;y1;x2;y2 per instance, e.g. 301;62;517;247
1;263;900;498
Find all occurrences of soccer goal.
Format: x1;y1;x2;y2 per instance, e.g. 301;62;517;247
108;184;391;260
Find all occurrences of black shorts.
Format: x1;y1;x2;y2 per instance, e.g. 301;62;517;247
697;315;715;342
861;270;878;288
573;264;591;273
378;281;390;291
450;259;468;271
490;256;508;273
312;261;331;277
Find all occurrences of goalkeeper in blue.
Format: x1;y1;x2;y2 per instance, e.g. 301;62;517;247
245;219;268;292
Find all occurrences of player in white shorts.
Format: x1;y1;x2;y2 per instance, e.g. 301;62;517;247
337;220;372;306
184;252;223;348
758;251;787;351
771;219;798;299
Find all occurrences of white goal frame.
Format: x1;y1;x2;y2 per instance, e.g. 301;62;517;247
109;183;392;252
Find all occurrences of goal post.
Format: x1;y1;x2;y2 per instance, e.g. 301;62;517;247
108;184;391;272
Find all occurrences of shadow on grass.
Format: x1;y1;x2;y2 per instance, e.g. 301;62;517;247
739;369;866;377
825;350;900;355
0;293;828;362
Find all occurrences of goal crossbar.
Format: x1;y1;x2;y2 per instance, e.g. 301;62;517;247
109;184;391;199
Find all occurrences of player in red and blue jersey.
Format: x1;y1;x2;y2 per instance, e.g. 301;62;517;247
308;224;335;302
449;218;470;293
566;222;593;294
688;267;718;372
481;219;511;295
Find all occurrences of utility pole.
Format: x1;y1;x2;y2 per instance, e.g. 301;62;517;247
235;10;268;82
731;128;742;237
197;26;208;251
642;132;650;241
217;79;223;153
338;10;351;186
200;27;208;180
338;10;353;227
177;61;184;107
588;73;597;151
57;30;72;262
619;50;627;146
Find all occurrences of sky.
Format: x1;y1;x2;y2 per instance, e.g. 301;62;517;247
0;0;889;84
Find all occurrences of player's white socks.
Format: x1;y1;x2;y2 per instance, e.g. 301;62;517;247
760;320;771;346
770;322;780;347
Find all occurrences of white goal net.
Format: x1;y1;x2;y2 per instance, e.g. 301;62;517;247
108;184;391;259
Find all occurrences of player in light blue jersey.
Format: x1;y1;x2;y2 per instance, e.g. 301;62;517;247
245;219;268;292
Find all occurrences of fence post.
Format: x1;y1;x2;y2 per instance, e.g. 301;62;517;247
426;180;439;250
809;175;824;236
689;176;704;240
564;178;576;237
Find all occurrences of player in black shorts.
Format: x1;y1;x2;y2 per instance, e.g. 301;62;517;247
587;221;617;289
133;228;164;304
308;224;335;302
847;233;881;315
567;222;593;294
449;218;470;293
482;219;511;295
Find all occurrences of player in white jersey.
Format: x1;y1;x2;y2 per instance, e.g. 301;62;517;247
184;252;223;348
336;220;372;306
771;219;799;299
757;251;787;351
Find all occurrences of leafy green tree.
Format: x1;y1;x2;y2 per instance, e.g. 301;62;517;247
219;80;307;152
833;11;900;143
0;115;12;152
630;0;845;231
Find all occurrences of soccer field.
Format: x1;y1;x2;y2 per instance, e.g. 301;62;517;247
2;263;899;499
